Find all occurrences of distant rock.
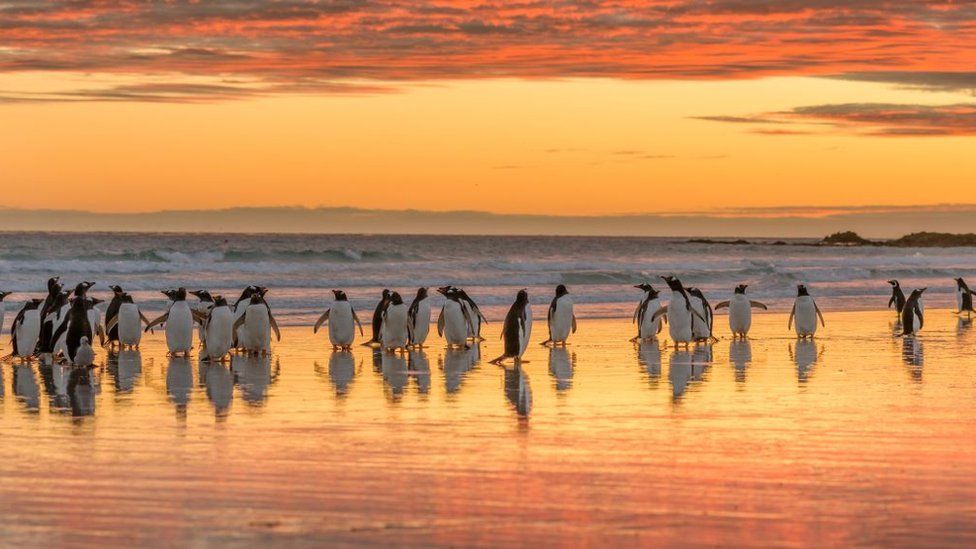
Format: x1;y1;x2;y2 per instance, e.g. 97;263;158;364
886;232;976;248
687;238;752;245
821;231;876;246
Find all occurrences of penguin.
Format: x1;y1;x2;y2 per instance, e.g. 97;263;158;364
50;293;95;366
313;290;364;350
232;290;281;355
145;288;195;356
84;297;106;347
189;289;215;344
232;285;262;348
201;295;234;361
105;293;151;350
37;276;64;355
631;283;663;342
954;278;976;318
714;284;768;339
380;291;409;352
362;289;391;347
651;276;707;349
456;288;488;341
436;286;474;348
541;284;576;346
7;298;43;361
52;281;95;358
0;290;11;338
788;285;825;339
887;280;906;317
489;289;532;365
899;288;926;336
407;287;431;348
687;287;716;342
104;285;126;348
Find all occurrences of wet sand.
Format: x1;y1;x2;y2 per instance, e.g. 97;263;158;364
1;310;975;546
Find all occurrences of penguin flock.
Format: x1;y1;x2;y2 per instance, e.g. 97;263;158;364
2;275;975;368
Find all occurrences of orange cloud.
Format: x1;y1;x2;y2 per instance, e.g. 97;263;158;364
1;1;974;101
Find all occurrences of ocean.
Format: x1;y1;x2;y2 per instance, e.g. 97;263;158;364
1;231;974;324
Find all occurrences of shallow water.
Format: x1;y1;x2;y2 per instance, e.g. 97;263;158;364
1;311;975;546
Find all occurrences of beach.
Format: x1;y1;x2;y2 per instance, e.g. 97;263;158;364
1;310;974;546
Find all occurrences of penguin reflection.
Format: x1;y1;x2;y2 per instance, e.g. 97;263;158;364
408;349;431;395
441;346;476;394
789;340;823;383
13;363;40;411
547;346;574;392
115;350;142;393
44;362;71;410
381;350;409;399
957;317;973;335
728;339;752;383
166;356;193;412
233;354;275;405
202;361;234;415
901;337;924;381
68;367;97;417
668;347;693;400
503;365;532;417
326;350;357;396
637;340;662;384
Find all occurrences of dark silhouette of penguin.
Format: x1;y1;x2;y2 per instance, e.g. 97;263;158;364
899;288;926;336
104;285;126;346
887;280;906;316
955;278;976;318
490;289;532;365
362;289;391;347
51;295;95;365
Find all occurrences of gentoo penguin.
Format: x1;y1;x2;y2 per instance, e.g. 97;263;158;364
104;285;126;348
380;291;410;352
8;298;43;361
489;289;532;365
788;285;825;339
687;287;716;342
53;281;95;357
407;287;431;348
436;286;474;348
954;278;976;318
362;289;391;347
105;293;151;350
651;276;707;349
887;280;906;317
50;294;95;366
313;290;364;350
456;288;488;341
201;295;234;361
84;297;106;347
189;290;215;344
631;283;663;342
232;290;281;355
0;290;11;338
714;284;768;339
899;288;926;336
232;285;262;348
145;288;195;356
37;277;65;355
541;284;576;346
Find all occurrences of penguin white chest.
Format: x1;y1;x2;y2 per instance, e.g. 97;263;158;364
206;307;234;359
667;293;694;343
73;338;95;367
166;302;194;353
518;304;533;356
442;301;468;345
690;297;710;339
410;299;431;344
382;304;409;349
118;303;142;346
328;301;356;346
793;297;818;336
461;301;480;338
639;297;662;339
728;295;752;335
549;296;574;342
15;310;41;358
244;304;271;352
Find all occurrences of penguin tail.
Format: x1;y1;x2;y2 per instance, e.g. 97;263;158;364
489;354;508;365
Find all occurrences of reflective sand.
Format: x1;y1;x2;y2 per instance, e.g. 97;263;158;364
1;311;975;546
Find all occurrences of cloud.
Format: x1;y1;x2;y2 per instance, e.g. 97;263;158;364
0;1;974;102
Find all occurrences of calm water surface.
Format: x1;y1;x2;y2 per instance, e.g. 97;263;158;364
1;311;975;546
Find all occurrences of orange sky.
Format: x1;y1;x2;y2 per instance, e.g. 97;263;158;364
0;1;974;215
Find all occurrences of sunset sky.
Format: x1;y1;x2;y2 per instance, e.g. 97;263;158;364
1;1;974;218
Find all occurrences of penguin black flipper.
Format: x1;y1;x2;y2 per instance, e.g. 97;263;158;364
350;309;364;336
268;311;281;342
916;303;924;331
788;303;796;330
814;302;826;327
714;301;730;310
313;309;330;334
750;301;768;310
51;316;70;348
650;305;668;324
145;312;169;333
437;308;446;337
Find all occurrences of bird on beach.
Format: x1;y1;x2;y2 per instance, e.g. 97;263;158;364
380;291;409;353
51;291;97;366
314;290;363;350
954;278;976;318
6;298;44;362
233;285;264;349
0;290;12;340
437;286;474;349
407;287;431;348
631;283;663;342
489;289;532;365
362;289;391;347
887;280;906;317
687;287;717;342
189;289;215;345
105;292;152;350
36;277;65;356
714;284;767;339
541;284;576;346
899;288;926;336
145;288;195;356
788;285;825;339
104;285;126;349
233;289;280;356
200;295;235;361
651;276;707;349
455;287;488;341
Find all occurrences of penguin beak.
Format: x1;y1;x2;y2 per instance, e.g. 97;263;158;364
920;287;927;293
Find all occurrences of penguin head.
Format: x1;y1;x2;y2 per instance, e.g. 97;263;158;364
955;278;967;290
121;293;134;304
660;275;683;291
26;298;44;309
688;287;705;300
887;280;900;288
796;285;809;296
213;295;228;307
734;284;748;294
74;281;94;297
110;285;125;295
515;289;529;303
911;288;927;298
437;285;452;295
332;289;348;301
634;283;654;293
258;286;269;297
0;290;11;301
416;287;429;300
381;288;391;300
389;291;404;306
555;284;568;297
88;297;103;308
249;293;263;304
48;277;63;293
189;290;213;302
